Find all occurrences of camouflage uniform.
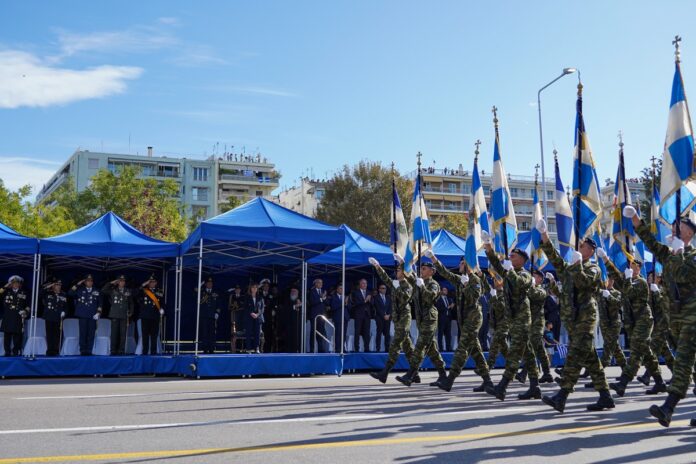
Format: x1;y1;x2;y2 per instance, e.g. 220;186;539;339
605;260;661;382
374;264;414;372
649;286;675;372
486;282;510;369
528;284;551;375
541;240;608;393
434;261;489;380
404;271;445;372
598;287;627;368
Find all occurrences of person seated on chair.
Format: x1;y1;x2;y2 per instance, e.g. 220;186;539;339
68;274;102;356
136;274;165;355
42;278;67;356
102;275;133;355
243;282;265;353
1;275;29;356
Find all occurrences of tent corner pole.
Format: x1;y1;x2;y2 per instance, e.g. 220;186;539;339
301;255;307;354
340;244;345;357
194;239;203;357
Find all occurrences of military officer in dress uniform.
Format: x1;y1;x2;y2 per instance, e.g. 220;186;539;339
137;274;165;355
68;274;102;356
42;278;66;356
101;275;133;355
198;276;221;354
1;275;29;356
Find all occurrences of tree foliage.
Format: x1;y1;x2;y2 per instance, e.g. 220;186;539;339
316;161;413;243
430;213;468;238
639;158;661;219
0;181;75;238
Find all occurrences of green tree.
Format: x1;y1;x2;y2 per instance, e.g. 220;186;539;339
639;158;661;220
316;161;413;243
0;180;75;238
431;213;468;238
219;195;245;214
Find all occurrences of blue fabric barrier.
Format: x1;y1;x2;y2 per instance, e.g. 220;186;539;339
0;355;187;377
191;353;343;377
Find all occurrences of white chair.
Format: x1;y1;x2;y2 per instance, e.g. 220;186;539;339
60;319;80;356
92;318;111;355
23;317;47;356
345;319;355;352
125;320;137;354
368;320;377;352
0;332;4;356
324;319;336;353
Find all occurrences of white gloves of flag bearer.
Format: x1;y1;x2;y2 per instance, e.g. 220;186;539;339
596;247;607;260
392;280;400;289
624;268;633;279
650;283;660;292
570;251;582;265
481;231;492;245
601;289;610;298
536;219;547;234
393;253;404;264
368;257;378;266
416;278;425;288
490;289;497;297
545;272;554;282
502;260;513;271
623;205;637;218
424;249;434;259
671;237;685;254
460;275;469;285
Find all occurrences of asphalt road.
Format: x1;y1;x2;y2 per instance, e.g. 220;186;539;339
0;366;694;463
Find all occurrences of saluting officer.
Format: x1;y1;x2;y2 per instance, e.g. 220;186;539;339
1;275;29;356
198;276;221;354
137;274;165;355
42;278;67;356
68;274;102;356
102;275;133;355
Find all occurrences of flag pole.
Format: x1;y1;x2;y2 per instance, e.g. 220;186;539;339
574;82;583;250
493;106;509;256
618;131;632;259
416;152;423;277
673;35;687;234
532;164;539;272
651;154;658;272
391;161;398;267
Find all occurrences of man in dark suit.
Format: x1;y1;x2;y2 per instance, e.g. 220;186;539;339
436;286;454;351
373;283;392;352
308;278;328;353
351;279;372;352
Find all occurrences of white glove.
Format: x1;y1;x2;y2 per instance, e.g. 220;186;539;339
601;289;610;298
481;231;492;245
545;272;554;282
19;310;27;318
557;283;563;291
536;219;547;234
393;253;404;264
93;313;100;321
596;247;607;259
392;279;400;289
650;283;660;293
160;309;166;316
665;235;674;247
570;251;582;265
623;205;637;218
424;249;434;259
671;237;685;254
460;274;469;285
416;278;425;288
502;260;513;271
624;268;633;279
60;311;65;318
490;289;497;297
368;257;378;266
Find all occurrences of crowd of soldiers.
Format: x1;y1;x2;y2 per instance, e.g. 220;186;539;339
366;206;696;429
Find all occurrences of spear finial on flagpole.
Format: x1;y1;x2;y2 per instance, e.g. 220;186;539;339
534;163;540;186
618;130;624;149
674;35;682;63
492;106;499;131
474;139;481;162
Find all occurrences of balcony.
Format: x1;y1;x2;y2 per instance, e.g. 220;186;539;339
219;174;280;184
423;186;467;195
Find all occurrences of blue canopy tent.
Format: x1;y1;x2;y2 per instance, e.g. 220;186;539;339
180;198;345;355
308;224;394;268
38;212;181;354
429;228;492;268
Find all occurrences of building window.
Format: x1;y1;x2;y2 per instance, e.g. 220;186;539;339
315;189;325;201
193;167;209;182
157;164;179;178
192;187;209;202
88;158;99;169
255;190;263;196
192;206;208;220
510;187;518;197
520;221;529;231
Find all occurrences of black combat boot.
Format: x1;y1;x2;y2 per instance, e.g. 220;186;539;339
435;371;457;392
539;368;554;384
515;367;528;384
554;367;564;376
579;368;590;378
584;382;595;389
609;373;631;397
649;392;680;427
586;389;615;411
691;418;696;427
542;388;570;413
369;368;389;384
473;375;494;392
429;369;447;387
637;369;651;386
413;372;422;384
646;374;667;395
518;378;541;400
485;376;510;401
395;367;418;387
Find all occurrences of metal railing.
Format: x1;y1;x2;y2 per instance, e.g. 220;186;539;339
314;315;335;352
219;174;280;183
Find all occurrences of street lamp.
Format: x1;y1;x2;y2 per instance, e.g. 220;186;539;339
537;67;577;220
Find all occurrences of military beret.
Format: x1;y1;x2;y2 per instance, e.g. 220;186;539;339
511;248;529;261
632;256;644;266
205;276;214;283
259;278;271;285
117;274;126;280
52;278;63;285
531;269;544;278
148;273;158;282
680;217;696;232
421;262;435;269
7;275;23;284
84;273;94;281
583;237;598;249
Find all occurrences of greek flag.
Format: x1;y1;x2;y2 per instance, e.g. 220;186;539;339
390;181;409;262
607;147;636;271
464;156;490;270
572;88;603;241
651;182;668;275
556;343;568;359
554;155;576;262
530;184;548;269
491;120;517;254
660;61;696;225
404;172;432;272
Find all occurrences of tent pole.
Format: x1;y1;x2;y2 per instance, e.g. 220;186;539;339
340;243;346;356
194;239;203;357
173;257;180;356
28;252;41;359
161;263;167;349
301;254;307;354
176;256;183;356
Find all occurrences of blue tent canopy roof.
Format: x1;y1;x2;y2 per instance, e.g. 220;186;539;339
308;224;393;266
429;229;489;269
0;222;38;255
39;212;179;258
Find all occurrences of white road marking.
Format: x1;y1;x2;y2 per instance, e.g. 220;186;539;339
0;407;533;435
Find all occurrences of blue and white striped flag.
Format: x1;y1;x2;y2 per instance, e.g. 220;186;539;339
464;155;490;270
404;171;432;272
607;145;636;272
660;59;696;225
491;112;517;254
651;182;669;275
556;343;568;359
390;181;409;262
554;154;575;262
531;183;548;269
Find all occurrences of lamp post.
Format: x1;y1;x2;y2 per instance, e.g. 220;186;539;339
537;67;576;220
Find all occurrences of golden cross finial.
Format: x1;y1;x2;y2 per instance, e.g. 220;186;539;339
492;106;498;126
674;35;682;63
618;130;624;149
553;148;558;162
416;151;422;169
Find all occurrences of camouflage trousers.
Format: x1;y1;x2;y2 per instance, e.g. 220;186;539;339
668;319;696;398
487;325;509;368
560;329;609;392
449;312;489;378
599;322;627;368
408;312;445;371
623;319;661;380
528;328;551;374
385;316;415;371
670;312;696;382
502;310;538;381
649;326;675;372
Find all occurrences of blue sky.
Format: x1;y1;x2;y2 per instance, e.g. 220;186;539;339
0;1;694;195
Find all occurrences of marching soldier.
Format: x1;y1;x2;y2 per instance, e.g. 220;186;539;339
428;252;494;394
597;277;627;370
68;274;102;356
368;257;419;383
1;275;29;356
537;220;615;412
639;273;675;384
101;275;133;355
485;275;509;371
42;278;67;356
517;270;554;385
137;274;165;355
198;276;221;354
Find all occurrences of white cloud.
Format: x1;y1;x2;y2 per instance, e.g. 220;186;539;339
0;50;142;109
52;27;177;61
219;85;299;98
157;17;180;26
0;157;60;193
